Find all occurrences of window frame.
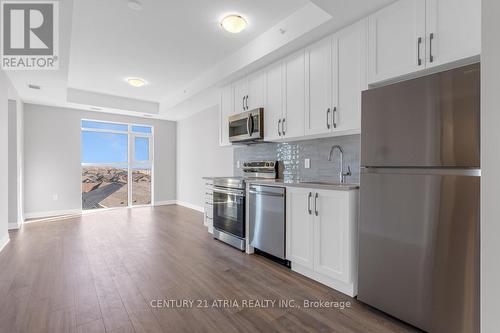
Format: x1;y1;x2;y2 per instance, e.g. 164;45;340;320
80;119;154;209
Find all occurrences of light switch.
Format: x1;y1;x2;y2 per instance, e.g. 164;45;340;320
304;158;310;169
52;194;58;201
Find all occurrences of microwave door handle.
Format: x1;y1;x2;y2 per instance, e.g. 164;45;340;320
246;115;252;136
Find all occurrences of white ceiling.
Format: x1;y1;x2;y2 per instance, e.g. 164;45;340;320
5;0;395;119
68;0;308;102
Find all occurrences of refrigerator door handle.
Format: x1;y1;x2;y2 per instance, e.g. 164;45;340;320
360;167;481;177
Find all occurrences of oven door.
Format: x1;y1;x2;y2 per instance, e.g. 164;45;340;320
228;109;263;143
213;187;245;238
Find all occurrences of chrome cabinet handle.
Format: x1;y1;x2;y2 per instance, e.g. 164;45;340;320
282;118;286;136
308;192;312;215
429;33;434;63
332;107;337;129
314;193;319;216
326;108;331;129
245;95;249;110
278;119;282;136
417;37;422;66
242;96;245;111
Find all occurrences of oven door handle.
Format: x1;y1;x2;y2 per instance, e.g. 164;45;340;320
213;188;245;197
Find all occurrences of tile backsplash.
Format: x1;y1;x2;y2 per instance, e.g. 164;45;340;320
234;134;361;184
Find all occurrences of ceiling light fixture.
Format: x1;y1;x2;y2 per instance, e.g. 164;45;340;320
126;77;147;87
127;0;142;11
220;14;247;34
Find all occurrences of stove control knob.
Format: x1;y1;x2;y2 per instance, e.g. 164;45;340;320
270;162;274;167
265;162;270;167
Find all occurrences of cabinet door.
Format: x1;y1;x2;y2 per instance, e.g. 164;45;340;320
286;187;314;269
233;78;248;113
219;85;233;146
426;0;481;68
247;71;265;110
368;0;426;84
305;37;332;136
264;62;284;141
283;50;305;139
313;190;350;282
333;20;366;133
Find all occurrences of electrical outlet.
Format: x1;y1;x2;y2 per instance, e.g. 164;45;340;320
304;158;311;169
52;194;58;201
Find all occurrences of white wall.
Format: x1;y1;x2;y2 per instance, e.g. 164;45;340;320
177;105;233;209
481;0;500;331
23;104;177;217
0;71;10;249
8;100;18;226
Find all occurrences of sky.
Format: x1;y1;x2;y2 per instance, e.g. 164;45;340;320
81;121;151;164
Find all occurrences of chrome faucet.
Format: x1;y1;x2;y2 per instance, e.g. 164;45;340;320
328;145;352;183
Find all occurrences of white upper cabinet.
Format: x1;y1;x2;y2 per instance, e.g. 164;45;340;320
264;50;306;142
333;20;366;133
368;0;481;84
283;50;306;139
305;37;333;136
368;0;426;84
247;71;265;111
425;0;481;68
219;85;233;146
264;62;284;141
233;72;265;113
233;78;248;113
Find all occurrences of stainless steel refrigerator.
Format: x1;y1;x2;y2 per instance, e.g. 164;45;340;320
358;63;480;333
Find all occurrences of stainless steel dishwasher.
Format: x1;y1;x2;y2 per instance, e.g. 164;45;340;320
248;185;286;260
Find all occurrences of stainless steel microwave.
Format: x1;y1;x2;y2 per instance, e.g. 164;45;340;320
228;108;264;143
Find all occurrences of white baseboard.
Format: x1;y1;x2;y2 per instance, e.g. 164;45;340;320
175;201;204;213
292;263;357;297
0;234;10;253
154;200;176;206
24;209;82;220
8;221;21;230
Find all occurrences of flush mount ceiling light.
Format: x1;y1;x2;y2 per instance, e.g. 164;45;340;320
220;14;247;33
126;77;147;87
127;0;142;10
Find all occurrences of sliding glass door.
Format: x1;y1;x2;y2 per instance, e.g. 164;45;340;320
81;120;153;210
131;126;153;206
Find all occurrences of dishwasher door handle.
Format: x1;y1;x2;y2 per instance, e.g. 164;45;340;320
248;190;284;197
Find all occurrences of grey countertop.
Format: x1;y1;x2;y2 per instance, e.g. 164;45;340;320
245;179;359;191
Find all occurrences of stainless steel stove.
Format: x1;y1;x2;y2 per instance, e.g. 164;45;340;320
212;161;277;251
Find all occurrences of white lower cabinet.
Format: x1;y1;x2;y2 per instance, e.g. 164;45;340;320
286;187;359;296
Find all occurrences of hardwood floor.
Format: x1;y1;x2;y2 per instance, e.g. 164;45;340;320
0;205;420;333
